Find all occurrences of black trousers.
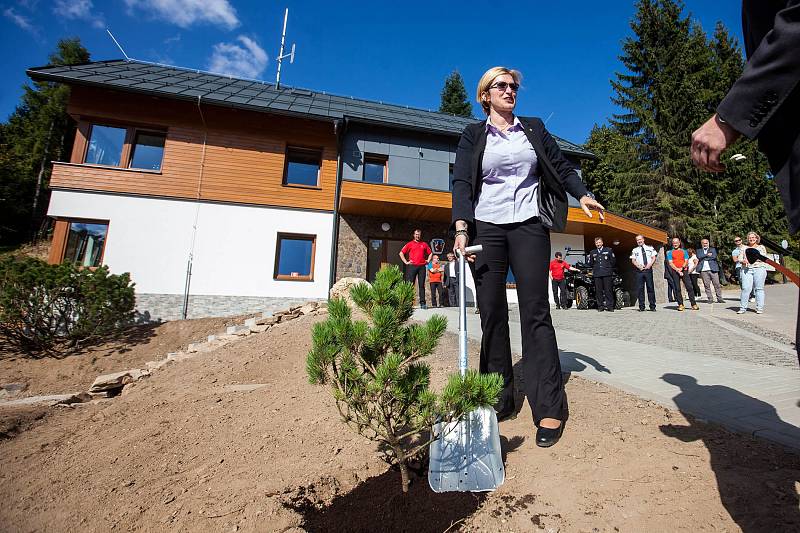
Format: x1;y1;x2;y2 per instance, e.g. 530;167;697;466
666;268;696;306
690;273;702;297
429;282;444;307
405;264;426;306
472;218;564;425
446;281;458;307
594;275;614;310
636;269;656;310
551;278;567;308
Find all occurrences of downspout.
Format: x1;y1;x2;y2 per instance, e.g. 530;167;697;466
182;95;208;319
328;118;347;295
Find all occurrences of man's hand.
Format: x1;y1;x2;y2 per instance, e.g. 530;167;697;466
691;114;741;172
579;195;605;222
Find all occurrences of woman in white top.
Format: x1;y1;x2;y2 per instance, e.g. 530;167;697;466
686;248;702;298
738;231;768;314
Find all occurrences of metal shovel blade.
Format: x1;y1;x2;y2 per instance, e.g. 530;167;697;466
428;406;505;492
428;243;504;492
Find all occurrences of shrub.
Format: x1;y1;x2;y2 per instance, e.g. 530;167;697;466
0;256;135;353
307;265;502;493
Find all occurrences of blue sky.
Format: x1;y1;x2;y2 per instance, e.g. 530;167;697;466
1;0;743;144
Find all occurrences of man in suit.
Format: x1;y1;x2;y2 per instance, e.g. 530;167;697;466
696;238;725;304
691;1;799;363
443;252;459;307
587;237;616;312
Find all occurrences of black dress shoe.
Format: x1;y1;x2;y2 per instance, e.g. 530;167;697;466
536;423;564;448
638;308;645;312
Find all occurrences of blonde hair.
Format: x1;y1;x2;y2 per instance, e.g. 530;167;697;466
476;66;522;115
746;231;761;244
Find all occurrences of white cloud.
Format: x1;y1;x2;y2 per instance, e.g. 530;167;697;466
53;0;105;29
207;36;268;79
4;6;37;33
124;0;239;29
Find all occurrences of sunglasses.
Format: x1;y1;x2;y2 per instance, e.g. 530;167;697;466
490;81;519;92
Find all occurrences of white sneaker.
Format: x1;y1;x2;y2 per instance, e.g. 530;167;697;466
737;309;747;314
756;309;763;314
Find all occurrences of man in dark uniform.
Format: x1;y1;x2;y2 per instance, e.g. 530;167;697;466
587;236;616;312
691;1;799;364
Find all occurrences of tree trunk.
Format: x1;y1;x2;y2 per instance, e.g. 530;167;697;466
398;457;410;494
31;121;54;240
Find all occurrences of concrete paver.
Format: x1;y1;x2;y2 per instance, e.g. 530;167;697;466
415;287;800;450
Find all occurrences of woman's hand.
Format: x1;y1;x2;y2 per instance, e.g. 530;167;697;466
580;195;605;222
453;221;475;262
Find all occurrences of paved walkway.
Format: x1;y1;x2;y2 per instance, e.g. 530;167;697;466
415;285;799;450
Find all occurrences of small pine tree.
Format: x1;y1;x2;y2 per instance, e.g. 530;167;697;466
307;265;501;493
439;71;473;118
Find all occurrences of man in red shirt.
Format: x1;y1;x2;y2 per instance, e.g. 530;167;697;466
549;252;576;309
399;229;433;309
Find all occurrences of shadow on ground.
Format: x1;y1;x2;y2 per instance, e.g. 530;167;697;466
285;436;525;532
660;373;800;532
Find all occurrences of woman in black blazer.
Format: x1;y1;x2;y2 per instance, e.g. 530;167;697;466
452;66;604;447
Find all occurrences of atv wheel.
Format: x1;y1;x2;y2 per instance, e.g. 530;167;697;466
575;286;590;310
614;288;630;309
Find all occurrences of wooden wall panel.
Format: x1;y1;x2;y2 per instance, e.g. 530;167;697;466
55;86;338;211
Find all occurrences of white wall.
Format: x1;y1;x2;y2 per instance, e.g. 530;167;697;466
48;191;334;299
505;232;585;305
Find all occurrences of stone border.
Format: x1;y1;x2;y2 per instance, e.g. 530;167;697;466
0;302;327;408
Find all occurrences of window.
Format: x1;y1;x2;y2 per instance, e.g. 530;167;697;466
274;233;316;281
63;221;109;268
85;125;126;166
284;147;322;187
449;163;454;191
129;132;166;171
363;154;388;183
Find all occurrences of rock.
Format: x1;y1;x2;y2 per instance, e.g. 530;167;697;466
257;316;279;326
298;302;319;315
187;343;202;353
1;383;27;394
223;384;268;393
227;325;249;335
167;352;192;362
0;393;88;407
612;426;622;434
89;369;150;393
329;277;371;305
244;317;258;328
145;359;170;371
279;312;302;323
249;324;269;333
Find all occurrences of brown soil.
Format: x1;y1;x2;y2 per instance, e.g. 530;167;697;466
0;316;244;396
1;313;798;532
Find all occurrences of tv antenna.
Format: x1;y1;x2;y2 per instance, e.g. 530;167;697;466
275;8;296;89
107;29;130;61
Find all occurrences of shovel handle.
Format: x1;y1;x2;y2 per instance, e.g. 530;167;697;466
458;245;482;375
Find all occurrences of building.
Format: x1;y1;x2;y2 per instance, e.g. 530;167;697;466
28;60;666;320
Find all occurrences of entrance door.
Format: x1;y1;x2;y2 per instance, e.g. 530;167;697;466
367;238;407;281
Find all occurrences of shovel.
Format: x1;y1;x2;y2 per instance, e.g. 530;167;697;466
428;244;505;493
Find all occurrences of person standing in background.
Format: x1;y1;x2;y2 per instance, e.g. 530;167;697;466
687;248;702;298
444;252;459;307
399;229;432;309
630;234;658;312
588;237;616;312
427;255;445;308
666;238;699;311
549;252;576;310
696;238;725;304
738;231;769;314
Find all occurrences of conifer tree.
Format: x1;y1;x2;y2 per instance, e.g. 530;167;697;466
0;38;90;244
307;265;502;493
439;71;473;117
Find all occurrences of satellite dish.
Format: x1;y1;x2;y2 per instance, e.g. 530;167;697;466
781;239;789;249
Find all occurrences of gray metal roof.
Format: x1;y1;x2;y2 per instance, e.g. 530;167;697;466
27;59;595;158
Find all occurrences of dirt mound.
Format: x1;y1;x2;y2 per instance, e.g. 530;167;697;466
1;313;798;532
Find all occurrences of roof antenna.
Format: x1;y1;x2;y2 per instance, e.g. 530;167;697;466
544;112;554;125
106;29;131;61
275;8;296;89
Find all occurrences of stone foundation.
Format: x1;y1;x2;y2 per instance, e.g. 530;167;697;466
134;294;323;322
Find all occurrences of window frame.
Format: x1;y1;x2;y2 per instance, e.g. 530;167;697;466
50;217;110;270
282;146;323;189
363;153;389;184
127;129;168;171
273;232;316;282
79;120;166;174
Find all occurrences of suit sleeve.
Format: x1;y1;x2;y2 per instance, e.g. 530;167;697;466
716;1;800;139
451;125;476;228
537;119;589;201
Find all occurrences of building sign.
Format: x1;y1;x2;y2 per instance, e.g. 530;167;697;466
430;238;445;255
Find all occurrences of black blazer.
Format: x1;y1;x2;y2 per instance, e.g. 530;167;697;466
717;0;800;233
451;116;590;234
